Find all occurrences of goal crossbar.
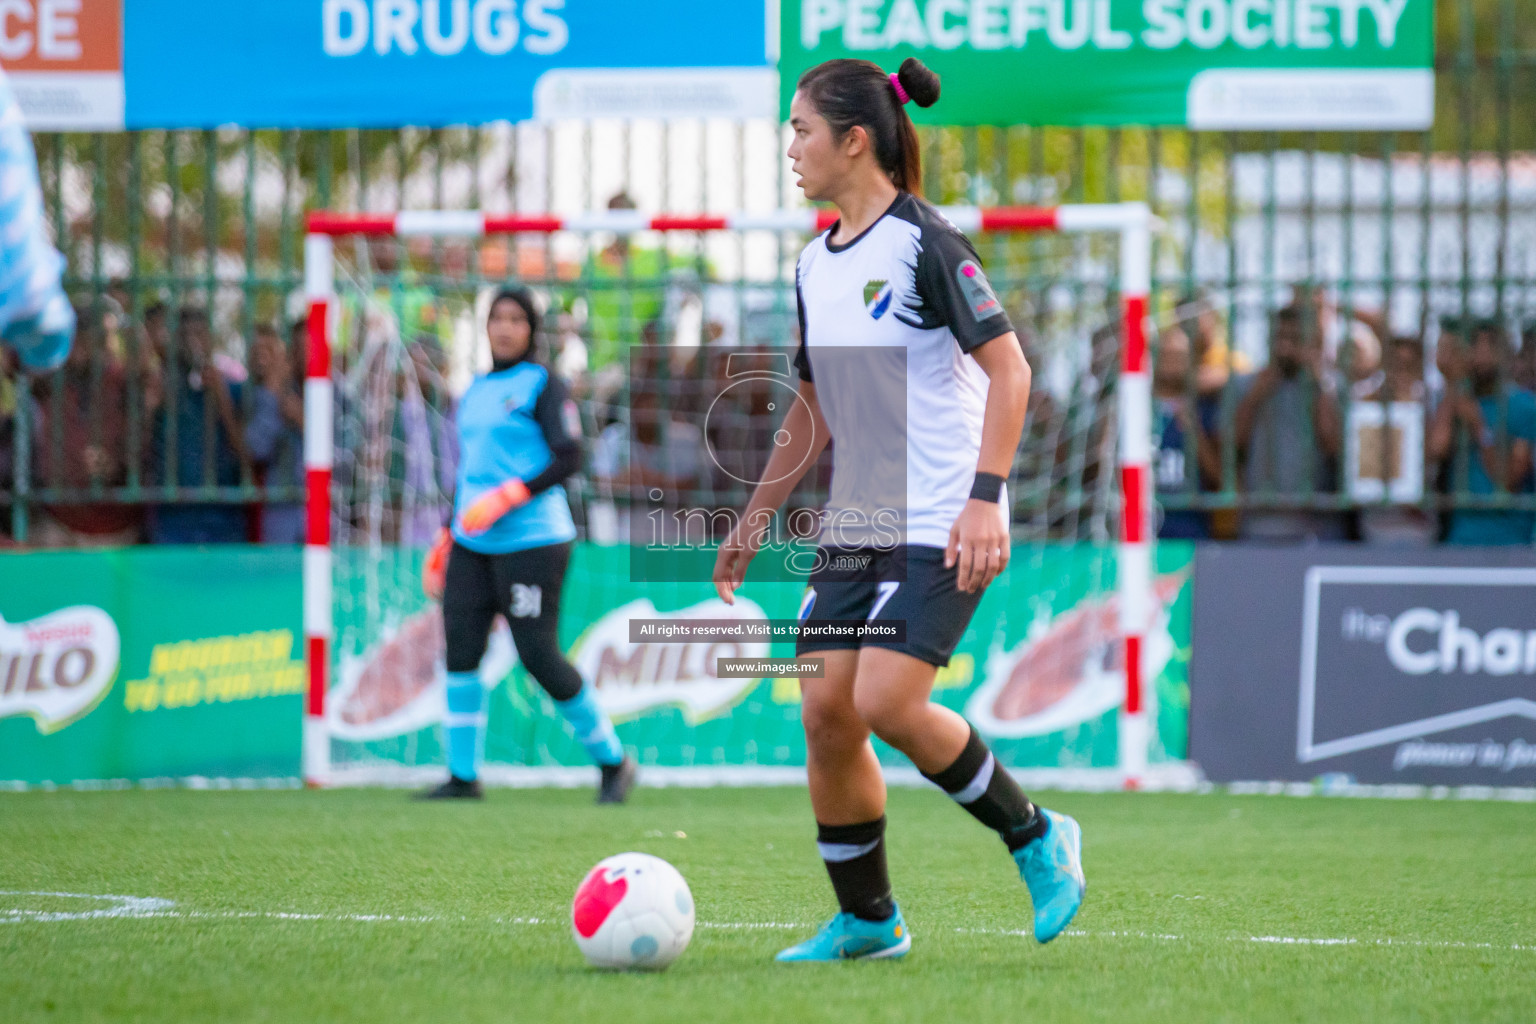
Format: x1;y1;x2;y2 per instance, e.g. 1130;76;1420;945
302;204;1157;789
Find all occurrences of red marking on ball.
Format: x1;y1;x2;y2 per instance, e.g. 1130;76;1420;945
573;865;628;938
962;264;978;277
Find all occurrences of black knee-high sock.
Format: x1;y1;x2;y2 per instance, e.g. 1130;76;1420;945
817;817;895;922
923;725;1048;851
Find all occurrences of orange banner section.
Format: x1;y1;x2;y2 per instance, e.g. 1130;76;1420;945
0;0;120;73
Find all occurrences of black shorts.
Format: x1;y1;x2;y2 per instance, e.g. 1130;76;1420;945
442;540;570;672
793;545;985;668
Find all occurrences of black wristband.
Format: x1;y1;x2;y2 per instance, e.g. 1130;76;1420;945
969;472;1005;503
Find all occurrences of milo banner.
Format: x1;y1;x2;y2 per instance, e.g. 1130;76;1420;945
1;542;1191;787
327;541;1194;780
781;0;1435;128
0;548;304;787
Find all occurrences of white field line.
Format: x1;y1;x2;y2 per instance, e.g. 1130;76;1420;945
2;891;1532;953
998;927;1536;953
0;909;806;929
0;893;812;930
7;774;1536;805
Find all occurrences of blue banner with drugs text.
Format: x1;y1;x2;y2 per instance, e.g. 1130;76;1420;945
121;0;771;128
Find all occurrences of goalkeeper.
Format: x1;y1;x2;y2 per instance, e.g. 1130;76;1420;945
420;285;636;802
0;68;73;372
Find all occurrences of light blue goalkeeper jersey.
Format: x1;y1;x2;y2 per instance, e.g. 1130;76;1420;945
0;69;73;372
450;360;580;555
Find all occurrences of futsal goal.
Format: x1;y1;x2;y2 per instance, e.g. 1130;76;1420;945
300;204;1177;791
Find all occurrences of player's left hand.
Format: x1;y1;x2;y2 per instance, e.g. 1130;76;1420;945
457;479;531;535
946;498;1010;594
421;528;452;600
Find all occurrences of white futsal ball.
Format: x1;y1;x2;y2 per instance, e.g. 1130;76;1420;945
571;852;695;970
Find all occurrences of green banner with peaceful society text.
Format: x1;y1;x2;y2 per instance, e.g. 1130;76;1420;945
0;548;305;788
781;0;1434;128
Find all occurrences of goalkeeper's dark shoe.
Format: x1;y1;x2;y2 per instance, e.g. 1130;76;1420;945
415;775;484;800
597;756;637;805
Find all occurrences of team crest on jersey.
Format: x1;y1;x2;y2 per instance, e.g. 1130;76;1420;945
956;260;1001;322
863;279;894;320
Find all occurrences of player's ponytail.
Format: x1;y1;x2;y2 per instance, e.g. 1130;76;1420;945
796;57;942;195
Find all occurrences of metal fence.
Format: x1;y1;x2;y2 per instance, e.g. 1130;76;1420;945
2;0;1533;547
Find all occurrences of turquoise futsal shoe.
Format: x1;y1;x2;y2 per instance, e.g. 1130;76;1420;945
775;908;911;962
1013;808;1086;943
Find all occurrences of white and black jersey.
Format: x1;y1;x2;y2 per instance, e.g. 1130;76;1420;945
794;191;1015;549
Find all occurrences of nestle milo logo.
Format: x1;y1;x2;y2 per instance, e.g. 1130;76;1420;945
0;607;121;734
571;597;769;721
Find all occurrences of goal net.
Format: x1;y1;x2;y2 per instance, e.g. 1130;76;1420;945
301;207;1190;790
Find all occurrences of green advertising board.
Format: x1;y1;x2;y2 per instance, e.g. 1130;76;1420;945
0;548;304;787
780;0;1435;128
327;541;1194;780
1;541;1192;787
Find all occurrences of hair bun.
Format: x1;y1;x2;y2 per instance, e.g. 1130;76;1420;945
896;58;941;109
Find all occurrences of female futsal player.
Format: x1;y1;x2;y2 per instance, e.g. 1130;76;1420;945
421;285;636;803
713;58;1084;960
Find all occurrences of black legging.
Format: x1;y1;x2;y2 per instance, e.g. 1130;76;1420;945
442;540;583;702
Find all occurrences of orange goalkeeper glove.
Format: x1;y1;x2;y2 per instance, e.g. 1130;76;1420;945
422;527;452;600
456;479;532;536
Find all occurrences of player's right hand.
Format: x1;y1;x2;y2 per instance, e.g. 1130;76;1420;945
712;526;759;605
457;478;531;535
422;528;452;600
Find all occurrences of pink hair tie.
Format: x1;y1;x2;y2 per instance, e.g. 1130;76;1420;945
888;72;910;105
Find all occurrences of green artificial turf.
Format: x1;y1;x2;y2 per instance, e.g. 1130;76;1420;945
2;787;1533;1023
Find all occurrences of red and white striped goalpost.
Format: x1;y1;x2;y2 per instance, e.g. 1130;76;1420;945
302;204;1156;789
302;230;335;787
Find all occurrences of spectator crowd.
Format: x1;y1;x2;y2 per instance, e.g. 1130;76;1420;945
1147;288;1536;546
0;300;313;547
3;213;1534;550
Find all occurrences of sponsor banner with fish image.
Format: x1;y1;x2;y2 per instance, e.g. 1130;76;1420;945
961;543;1193;771
0;548;305;787
328;542;1193;777
327;544;794;774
